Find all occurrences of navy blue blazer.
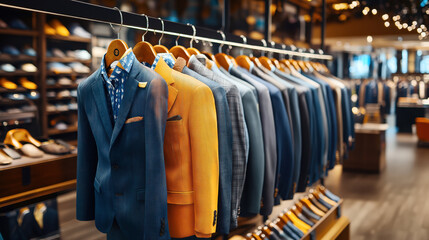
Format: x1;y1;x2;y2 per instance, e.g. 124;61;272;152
76;58;170;239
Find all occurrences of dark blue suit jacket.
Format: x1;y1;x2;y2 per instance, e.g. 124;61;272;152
76;58;170;239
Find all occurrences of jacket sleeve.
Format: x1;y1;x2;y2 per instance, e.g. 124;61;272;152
76;85;98;221
144;77;170;239
189;85;219;238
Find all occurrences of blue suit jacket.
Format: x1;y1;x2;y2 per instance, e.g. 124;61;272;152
76;58;170;239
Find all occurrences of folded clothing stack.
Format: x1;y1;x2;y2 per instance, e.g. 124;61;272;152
45;19;91;38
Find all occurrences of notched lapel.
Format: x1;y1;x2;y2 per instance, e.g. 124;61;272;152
167;85;178;113
110;61;141;147
92;76;113;139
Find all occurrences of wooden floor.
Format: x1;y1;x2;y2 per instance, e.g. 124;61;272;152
57;130;429;239
325;131;429;240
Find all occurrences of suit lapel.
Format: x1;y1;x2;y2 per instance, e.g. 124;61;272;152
154;57;178;113
110;58;141;146
167;85;178;113
91;70;113;139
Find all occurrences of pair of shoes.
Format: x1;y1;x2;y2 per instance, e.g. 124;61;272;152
0;63;37;72
19;77;37;90
45;19;69;36
0;78;17;89
39;139;72;155
68;22;91;38
4;129;43;158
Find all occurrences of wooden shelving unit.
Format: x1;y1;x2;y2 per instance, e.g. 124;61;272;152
46;34;91;43
47;125;78;136
0;28;38;36
46;57;91;64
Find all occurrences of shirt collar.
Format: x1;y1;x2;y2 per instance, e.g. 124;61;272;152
100;48;135;82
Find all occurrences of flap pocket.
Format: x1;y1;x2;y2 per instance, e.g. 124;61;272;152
167;115;182;121
167;191;194;205
93;178;101;193
136;189;145;201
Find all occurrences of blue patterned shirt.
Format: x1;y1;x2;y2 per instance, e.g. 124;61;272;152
100;49;135;121
142;53;176;69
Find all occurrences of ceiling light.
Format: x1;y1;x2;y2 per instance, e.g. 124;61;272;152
333;3;349;11
372;9;377;15
362;7;370;15
422;32;427;37
384;21;390;27
382;14;389;20
407;26;413;31
426;9;429;14
403;23;408;28
398;24;403;29
418;28;423;33
412;21;417;26
367;35;373;43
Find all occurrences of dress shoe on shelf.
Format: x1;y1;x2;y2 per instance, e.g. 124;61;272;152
0;78;17;89
46;78;56;86
45;23;56;35
2;45;20;56
19;77;37;90
69;62;90;73
47;104;56;112
21;63;37;72
52;48;66;58
57;90;71;98
58;77;72;86
68;22;91;38
0;150;12;165
74;49;91;60
4;129;43;158
0;18;8;29
1;63;16;72
6;93;26;100
8;18;29;30
40;139;71;155
47;91;56;98
22;46;36;57
55;104;69;112
47;62;72;74
50;19;70;36
0;143;21;159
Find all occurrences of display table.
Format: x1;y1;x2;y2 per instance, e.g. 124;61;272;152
343;124;387;173
396;104;429;133
0;153;77;209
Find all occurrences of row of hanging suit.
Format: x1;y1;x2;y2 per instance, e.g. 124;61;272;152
76;37;355;240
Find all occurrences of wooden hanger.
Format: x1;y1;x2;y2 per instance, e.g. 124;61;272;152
236;55;253;71
286;210;312;232
133;14;157;65
271;58;282;69
300;197;325;217
170;33;191;62
261;225;272;236
186;23;201;56
105;7;128;76
252;231;263;240
279;211;310;233
297;60;309;73
314;189;337;206
153;17;171;54
280;59;296;72
251;56;263;68
202;50;216;62
214;30;234;70
290;59;302;71
259;56;275;70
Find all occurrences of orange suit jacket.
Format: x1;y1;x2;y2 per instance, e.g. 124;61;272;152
154;58;219;238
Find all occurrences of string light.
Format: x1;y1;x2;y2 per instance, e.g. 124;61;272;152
362;7;370;15
384;21;390;27
417;28;422;33
371;9;377;15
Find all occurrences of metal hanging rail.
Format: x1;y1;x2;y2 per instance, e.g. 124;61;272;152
0;0;332;60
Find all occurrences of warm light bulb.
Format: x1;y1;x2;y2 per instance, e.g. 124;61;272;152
362;7;370;15
412;21;417;26
382;14;389;20
367;35;373;43
402;23;408;28
422;32;427;37
372;9;377;15
384;21;390;27
407;26;413;31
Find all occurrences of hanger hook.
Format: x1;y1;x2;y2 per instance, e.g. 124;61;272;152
240;35;247;55
175;33;181;46
217;30;225;53
187;23;197;48
270;41;275;58
158;18;164;45
281;44;286;60
142;14;149;42
109;7;123;39
261;39;267;57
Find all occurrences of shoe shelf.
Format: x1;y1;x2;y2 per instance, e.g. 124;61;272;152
46;84;78;89
46;34;91;43
0;70;38;76
0;54;37;62
0;86;36;93
47;109;76;115
46;71;90;77
0;111;36;122
0;153;77;209
47;96;76;101
0;28;38;36
47;125;78;136
46;57;91;64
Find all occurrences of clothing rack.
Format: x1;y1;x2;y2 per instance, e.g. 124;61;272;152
0;0;333;60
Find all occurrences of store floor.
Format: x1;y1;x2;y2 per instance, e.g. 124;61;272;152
325;131;429;240
57;130;429;239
